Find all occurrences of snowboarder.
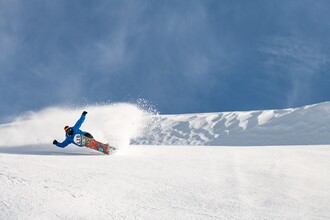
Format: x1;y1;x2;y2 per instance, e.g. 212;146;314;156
53;111;114;154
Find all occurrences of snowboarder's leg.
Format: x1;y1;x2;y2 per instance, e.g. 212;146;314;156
84;133;93;138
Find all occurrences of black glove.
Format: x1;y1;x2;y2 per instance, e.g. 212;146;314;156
82;111;87;116
53;140;58;145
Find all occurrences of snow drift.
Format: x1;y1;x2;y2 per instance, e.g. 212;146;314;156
133;102;330;146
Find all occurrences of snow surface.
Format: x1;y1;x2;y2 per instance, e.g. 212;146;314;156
1;102;330;219
1;145;330;220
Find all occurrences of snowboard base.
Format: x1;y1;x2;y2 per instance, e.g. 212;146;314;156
85;140;116;155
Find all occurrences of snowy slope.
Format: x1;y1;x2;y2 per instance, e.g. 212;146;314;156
133;102;330;146
1;145;330;220
1;102;330;219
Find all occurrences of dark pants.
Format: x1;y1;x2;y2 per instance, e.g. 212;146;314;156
84;132;93;139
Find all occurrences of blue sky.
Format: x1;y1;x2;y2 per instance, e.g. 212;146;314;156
1;0;330;122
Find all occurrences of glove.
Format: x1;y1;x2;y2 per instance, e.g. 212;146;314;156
82;111;87;116
53;140;58;145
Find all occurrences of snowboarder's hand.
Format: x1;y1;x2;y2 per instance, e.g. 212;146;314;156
53;140;58;145
82;111;87;116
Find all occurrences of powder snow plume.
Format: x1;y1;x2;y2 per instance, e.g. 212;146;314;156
0;103;153;148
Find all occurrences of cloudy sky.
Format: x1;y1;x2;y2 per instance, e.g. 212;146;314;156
1;0;330;122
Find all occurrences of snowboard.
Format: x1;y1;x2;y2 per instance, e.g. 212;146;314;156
74;134;116;155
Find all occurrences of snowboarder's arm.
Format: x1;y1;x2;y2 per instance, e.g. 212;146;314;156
73;111;87;129
53;138;70;148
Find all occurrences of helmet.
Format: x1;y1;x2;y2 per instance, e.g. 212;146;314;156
64;126;74;136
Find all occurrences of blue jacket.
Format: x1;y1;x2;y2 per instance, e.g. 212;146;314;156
55;113;89;148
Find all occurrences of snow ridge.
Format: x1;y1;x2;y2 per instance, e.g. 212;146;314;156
133;102;330;146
